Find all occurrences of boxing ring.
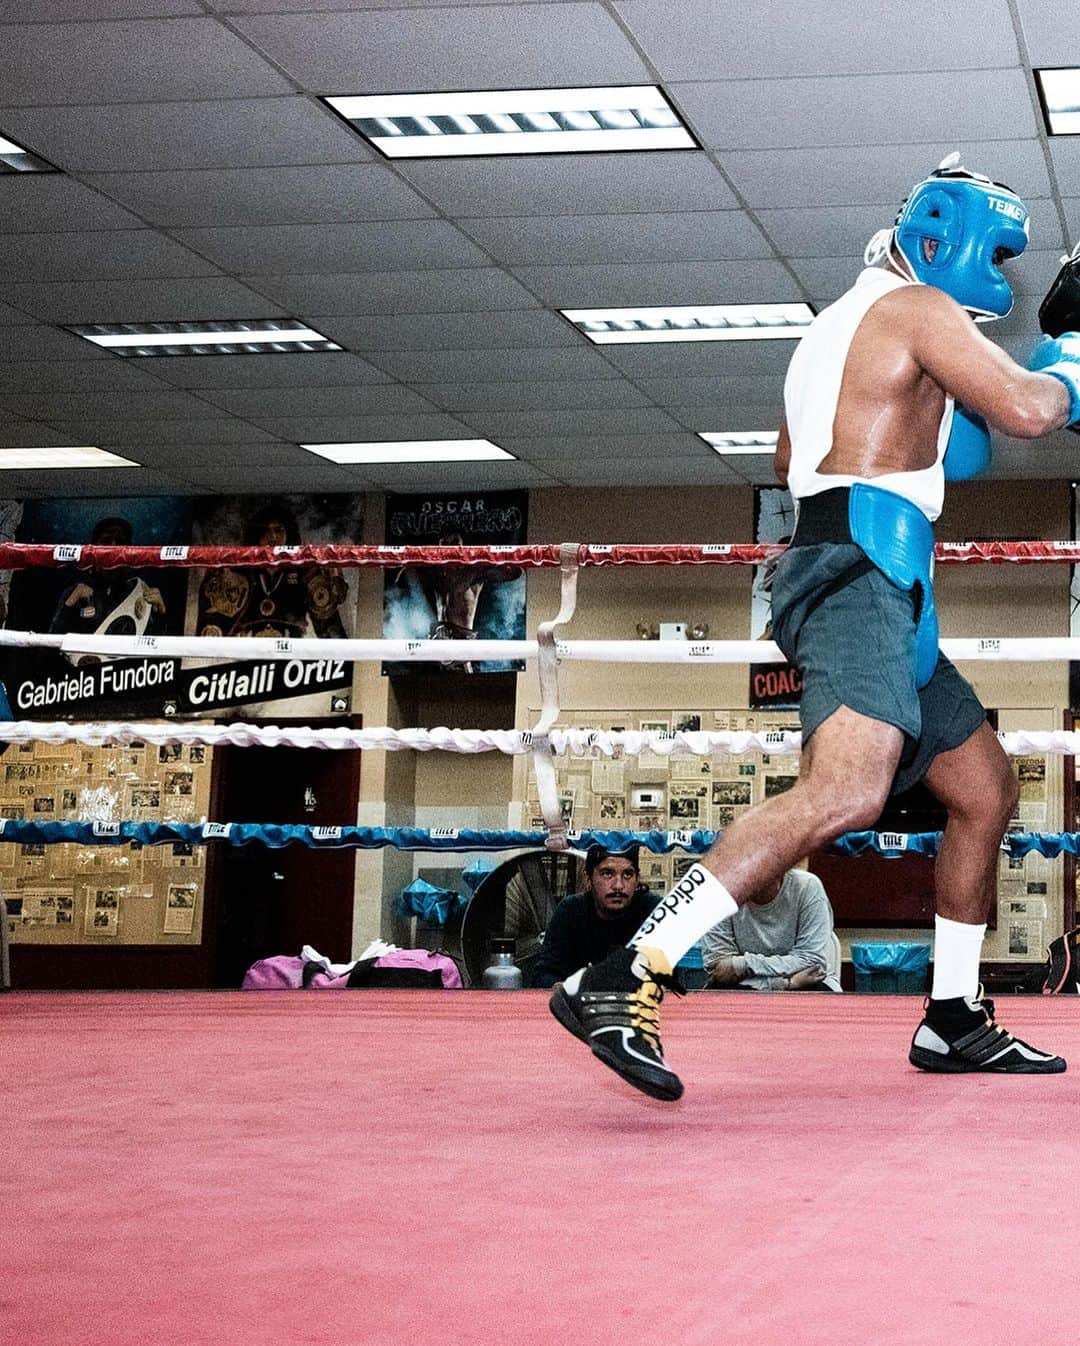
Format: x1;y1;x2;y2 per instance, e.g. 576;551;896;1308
4;537;1080;1346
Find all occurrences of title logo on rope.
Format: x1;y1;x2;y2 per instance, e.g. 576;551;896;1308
202;823;231;839
763;730;787;746
92;822;121;836
877;832;909;851
160;546;189;560
53;545;82;562
136;635;159;650
274;639;293;653
978;639;1001;654
940;542;970;551
430;827;460;839
667;829;695;846
312;826;342;840
687;644;712;658
272;546;300;555
702;545;732;555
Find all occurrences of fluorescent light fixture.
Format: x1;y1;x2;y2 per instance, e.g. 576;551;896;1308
302;439;515;465
0;446;138;469
67;320;341;358
0;132;55;173
562;304;815;344
699;432;778;455
323;86;694;158
1036;68;1080;134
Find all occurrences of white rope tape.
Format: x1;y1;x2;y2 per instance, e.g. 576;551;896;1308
0;721;1072;760
5;629;1080;664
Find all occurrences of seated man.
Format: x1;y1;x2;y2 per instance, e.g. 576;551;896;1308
528;845;656;989
700;867;841;992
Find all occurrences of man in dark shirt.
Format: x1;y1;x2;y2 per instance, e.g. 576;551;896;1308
529;845;655;989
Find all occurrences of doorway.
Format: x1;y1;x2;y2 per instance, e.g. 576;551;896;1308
211;741;362;987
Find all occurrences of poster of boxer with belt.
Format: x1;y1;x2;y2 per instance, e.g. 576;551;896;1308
749;486;801;711
382;490;527;676
182;493;364;718
0;496;192;720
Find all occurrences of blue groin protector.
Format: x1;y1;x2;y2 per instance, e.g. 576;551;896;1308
848;483;938;689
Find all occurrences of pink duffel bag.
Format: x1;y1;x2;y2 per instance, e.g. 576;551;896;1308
242;948;461;990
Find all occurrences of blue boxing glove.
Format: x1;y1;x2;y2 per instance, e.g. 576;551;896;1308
1028;333;1080;424
943;404;991;480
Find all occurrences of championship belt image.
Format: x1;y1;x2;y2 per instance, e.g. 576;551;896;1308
66;578;156;668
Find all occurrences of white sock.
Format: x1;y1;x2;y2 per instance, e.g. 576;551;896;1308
930;915;986;1001
628;864;739;971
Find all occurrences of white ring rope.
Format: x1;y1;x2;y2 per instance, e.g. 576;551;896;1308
3;629;1080;665
0;721;1073;760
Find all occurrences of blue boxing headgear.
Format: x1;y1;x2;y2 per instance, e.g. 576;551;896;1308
890;155;1029;320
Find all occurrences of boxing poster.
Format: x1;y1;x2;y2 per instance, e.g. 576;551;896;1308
0;496;192;720
382;490;528;676
182;494;365;718
749;487;802;710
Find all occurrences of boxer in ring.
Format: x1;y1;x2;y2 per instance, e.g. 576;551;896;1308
551;155;1080;1100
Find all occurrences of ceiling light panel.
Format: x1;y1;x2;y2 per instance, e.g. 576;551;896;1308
302;440;515;464
562;304;814;344
699;432;778;455
0;132;55;173
1036;68;1080;134
323;86;694;158
67;321;341;358
0;446;138;469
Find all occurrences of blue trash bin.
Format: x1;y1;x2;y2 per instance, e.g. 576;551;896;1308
850;941;930;994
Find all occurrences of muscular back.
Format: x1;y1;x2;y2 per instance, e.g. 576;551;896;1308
819;286;946;480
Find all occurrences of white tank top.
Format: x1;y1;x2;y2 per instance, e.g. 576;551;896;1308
783;267;952;522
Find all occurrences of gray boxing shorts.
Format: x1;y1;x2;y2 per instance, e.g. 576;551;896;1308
770;536;987;795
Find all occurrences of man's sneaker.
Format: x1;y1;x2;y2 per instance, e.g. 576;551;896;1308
909;994;1066;1074
549;945;684;1101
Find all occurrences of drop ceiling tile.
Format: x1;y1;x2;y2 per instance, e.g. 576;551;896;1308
601;340;797;377
172;220;491;275
364;346;620;383
0;389;234;420
0;97;371;173
461;211;771;267
250;267;541;317
0;177;150;234
0;467;200;498
0;1;200;15
0;277;289;325
243;413;472;441
614;0;1020;79
509;259;802;307
176;461;364;491
0;326;110;361
0;231;219;283
457;407;682;438
45;418;279;446
501;432;706;461
547;452;745;486
140;352;392;390
412;379;652;412
719;141;1052;210
0;17;292;104
196;385;440;418
1014;0;1080;66
673;70;1038;150
0;360;173;394
360;460;558;491
634;375;786;406
398;152;736;218
317;309;578;351
232;4;651;90
82;164;436;229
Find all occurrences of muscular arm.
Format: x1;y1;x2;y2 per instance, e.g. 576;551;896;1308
898;286;1070;439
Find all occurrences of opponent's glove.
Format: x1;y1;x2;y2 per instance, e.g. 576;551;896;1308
943;404;991;481
1028;333;1080;425
1039;244;1080;338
